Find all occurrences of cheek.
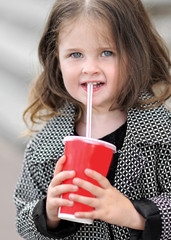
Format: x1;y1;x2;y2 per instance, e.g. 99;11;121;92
105;60;119;77
60;64;71;84
60;62;77;79
60;66;76;96
62;77;72;93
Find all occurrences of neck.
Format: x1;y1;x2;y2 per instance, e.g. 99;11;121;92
76;108;127;139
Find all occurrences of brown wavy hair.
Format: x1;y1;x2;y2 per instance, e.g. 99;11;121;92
24;0;171;132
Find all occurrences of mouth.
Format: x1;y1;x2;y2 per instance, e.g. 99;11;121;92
81;81;105;89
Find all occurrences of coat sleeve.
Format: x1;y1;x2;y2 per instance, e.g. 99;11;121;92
130;143;171;240
130;199;162;240
13;141;77;240
150;143;171;240
32;197;82;239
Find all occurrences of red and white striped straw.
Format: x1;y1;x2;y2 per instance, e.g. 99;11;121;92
86;83;93;138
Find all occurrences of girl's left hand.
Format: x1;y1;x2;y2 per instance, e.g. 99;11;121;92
69;169;145;230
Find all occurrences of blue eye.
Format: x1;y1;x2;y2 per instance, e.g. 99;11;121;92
71;52;83;58
102;51;113;57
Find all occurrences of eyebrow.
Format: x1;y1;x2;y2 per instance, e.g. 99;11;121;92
64;48;83;52
64;47;116;52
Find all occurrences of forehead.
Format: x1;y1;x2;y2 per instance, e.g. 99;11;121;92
58;17;116;47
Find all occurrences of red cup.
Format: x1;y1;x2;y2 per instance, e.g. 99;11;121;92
58;136;116;224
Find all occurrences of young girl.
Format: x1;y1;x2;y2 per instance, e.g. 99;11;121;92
14;0;171;239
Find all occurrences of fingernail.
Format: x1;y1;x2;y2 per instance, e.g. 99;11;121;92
68;201;74;206
69;194;74;200
73;185;78;191
73;178;79;184
69;171;75;175
85;169;91;174
75;212;80;217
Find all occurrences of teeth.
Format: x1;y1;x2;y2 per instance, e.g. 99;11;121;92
82;82;104;88
89;82;103;88
92;82;100;85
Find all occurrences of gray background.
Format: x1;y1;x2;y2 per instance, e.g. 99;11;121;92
0;0;171;239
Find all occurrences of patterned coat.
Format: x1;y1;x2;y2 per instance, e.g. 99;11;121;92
14;102;171;240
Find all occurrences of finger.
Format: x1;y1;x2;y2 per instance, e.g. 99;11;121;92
85;169;110;189
72;178;102;197
74;210;97;220
69;193;96;208
50;184;78;197
54;155;66;176
49;197;74;209
51;170;76;187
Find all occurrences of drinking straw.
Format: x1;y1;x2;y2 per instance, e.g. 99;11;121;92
86;83;93;138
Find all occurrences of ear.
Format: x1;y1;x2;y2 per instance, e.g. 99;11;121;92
152;82;166;97
164;96;171;111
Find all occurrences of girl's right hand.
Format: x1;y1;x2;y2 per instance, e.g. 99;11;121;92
46;155;78;229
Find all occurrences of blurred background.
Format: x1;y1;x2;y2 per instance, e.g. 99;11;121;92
0;0;170;239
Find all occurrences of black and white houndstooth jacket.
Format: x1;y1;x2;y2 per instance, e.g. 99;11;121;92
14;101;171;240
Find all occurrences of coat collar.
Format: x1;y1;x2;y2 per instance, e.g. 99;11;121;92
30;101;170;192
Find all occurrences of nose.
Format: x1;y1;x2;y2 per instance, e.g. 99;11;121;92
82;58;100;75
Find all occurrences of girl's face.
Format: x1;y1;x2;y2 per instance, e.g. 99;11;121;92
58;18;124;112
